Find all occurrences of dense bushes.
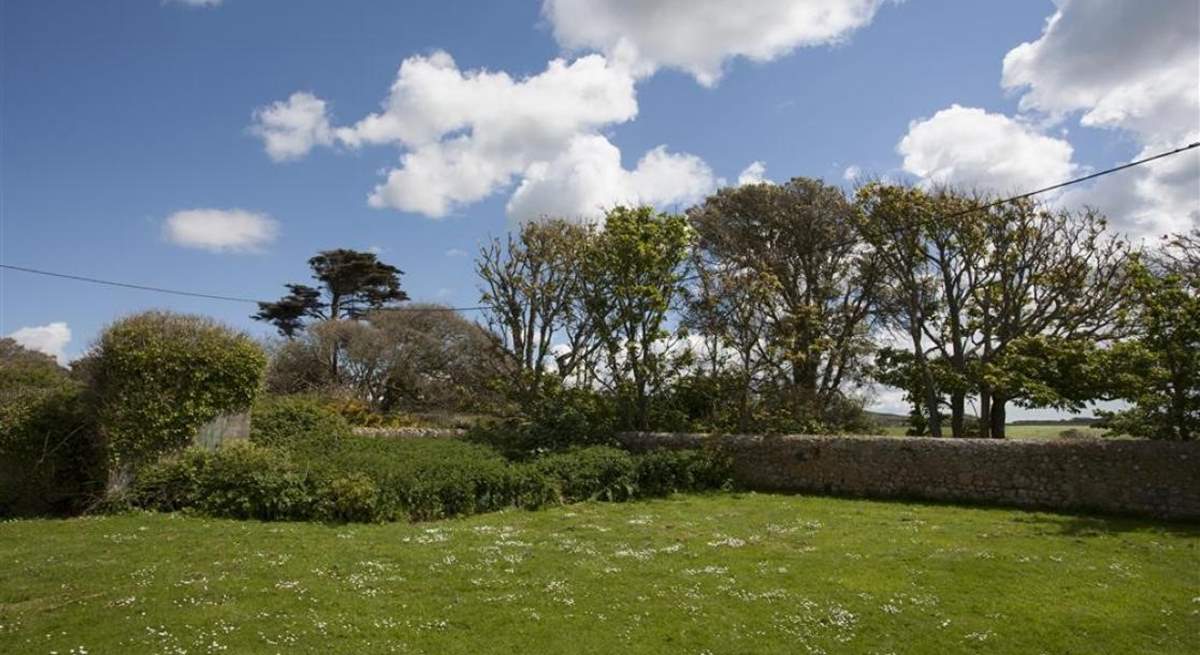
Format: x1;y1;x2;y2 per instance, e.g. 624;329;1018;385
86;312;266;476
466;381;617;457
0;340;103;517
130;437;732;523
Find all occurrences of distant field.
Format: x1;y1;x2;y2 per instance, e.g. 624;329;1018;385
874;423;1107;440
2;494;1196;654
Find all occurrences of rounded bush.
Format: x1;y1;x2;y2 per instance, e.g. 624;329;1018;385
249;395;352;451
89;312;266;471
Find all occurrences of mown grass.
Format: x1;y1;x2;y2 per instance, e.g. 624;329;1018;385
1;493;1196;654
874;424;1107;440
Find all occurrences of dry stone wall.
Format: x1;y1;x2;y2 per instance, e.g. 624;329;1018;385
618;433;1200;520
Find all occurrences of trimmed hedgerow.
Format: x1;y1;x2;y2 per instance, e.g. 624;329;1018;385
131;437;731;524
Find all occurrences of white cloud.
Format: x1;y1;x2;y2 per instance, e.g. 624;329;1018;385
736;161;768;186
842;165;861;181
897;104;1077;194
543;0;884;86
250;92;334;162
9;323;71;366
163;208;280;253
444;248;468;257
999;0;1199;236
1001;0;1198;145
505;135;715;222
256;51;714;221
166;0;222;7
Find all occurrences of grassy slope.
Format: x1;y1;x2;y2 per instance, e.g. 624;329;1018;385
2;494;1196;654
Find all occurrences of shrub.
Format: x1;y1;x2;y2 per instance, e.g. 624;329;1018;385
533;447;636;502
134;444;319;521
634;447;734;496
87;312;266;481
319;473;381;523
468;382;617;457
0;341;104;516
250;395;352;451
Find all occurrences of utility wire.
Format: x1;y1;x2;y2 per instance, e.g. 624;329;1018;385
0;263;487;312
2;141;1197;309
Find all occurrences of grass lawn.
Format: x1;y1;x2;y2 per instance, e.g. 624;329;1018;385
2;494;1196;654
874;424;1107;439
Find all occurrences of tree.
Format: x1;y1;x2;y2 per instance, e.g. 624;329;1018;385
264;305;502;413
476;219;597;397
582;206;694;431
1100;247;1200;440
687;178;881;431
855;183;947;437
254;249;409;337
254;249;409;378
971;199;1130;437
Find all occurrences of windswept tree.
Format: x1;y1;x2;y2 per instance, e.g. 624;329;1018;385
687;178;881;430
253;249;409;378
253;249;409;338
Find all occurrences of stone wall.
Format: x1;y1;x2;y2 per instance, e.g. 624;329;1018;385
618;432;1200;521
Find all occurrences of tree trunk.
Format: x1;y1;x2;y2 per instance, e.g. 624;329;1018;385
989;397;1007;439
979;388;992;439
950;392;965;438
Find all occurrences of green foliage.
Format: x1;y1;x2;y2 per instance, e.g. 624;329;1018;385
533;447;637;502
254;248;410;338
467;379;616;456
249;395;352;451
0;347;104;516
90;312;266;468
134;444;317;520
583;206;694;431
131;434;730;524
1099;262;1199;440
633;448;733;496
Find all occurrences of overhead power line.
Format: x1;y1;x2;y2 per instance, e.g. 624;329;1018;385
0;264;487;313
2;141;1197;309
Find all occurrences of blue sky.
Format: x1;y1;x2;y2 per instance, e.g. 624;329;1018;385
2;1;1197;416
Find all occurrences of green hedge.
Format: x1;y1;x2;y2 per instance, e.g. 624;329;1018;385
131;438;733;524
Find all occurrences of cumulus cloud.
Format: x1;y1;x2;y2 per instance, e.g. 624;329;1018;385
163;208;280;253
898;105;1077;194
506;136;715;222
895;0;1198;238
254;51;714;221
842;165;861;182
9;323;71;365
543;0;884;86
250;92;334;162
736;161;769;186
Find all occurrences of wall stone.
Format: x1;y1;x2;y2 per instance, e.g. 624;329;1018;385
618;433;1200;521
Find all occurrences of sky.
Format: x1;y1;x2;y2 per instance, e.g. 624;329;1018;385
2;0;1198;418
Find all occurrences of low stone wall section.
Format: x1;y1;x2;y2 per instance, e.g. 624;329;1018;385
617;432;1200;521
